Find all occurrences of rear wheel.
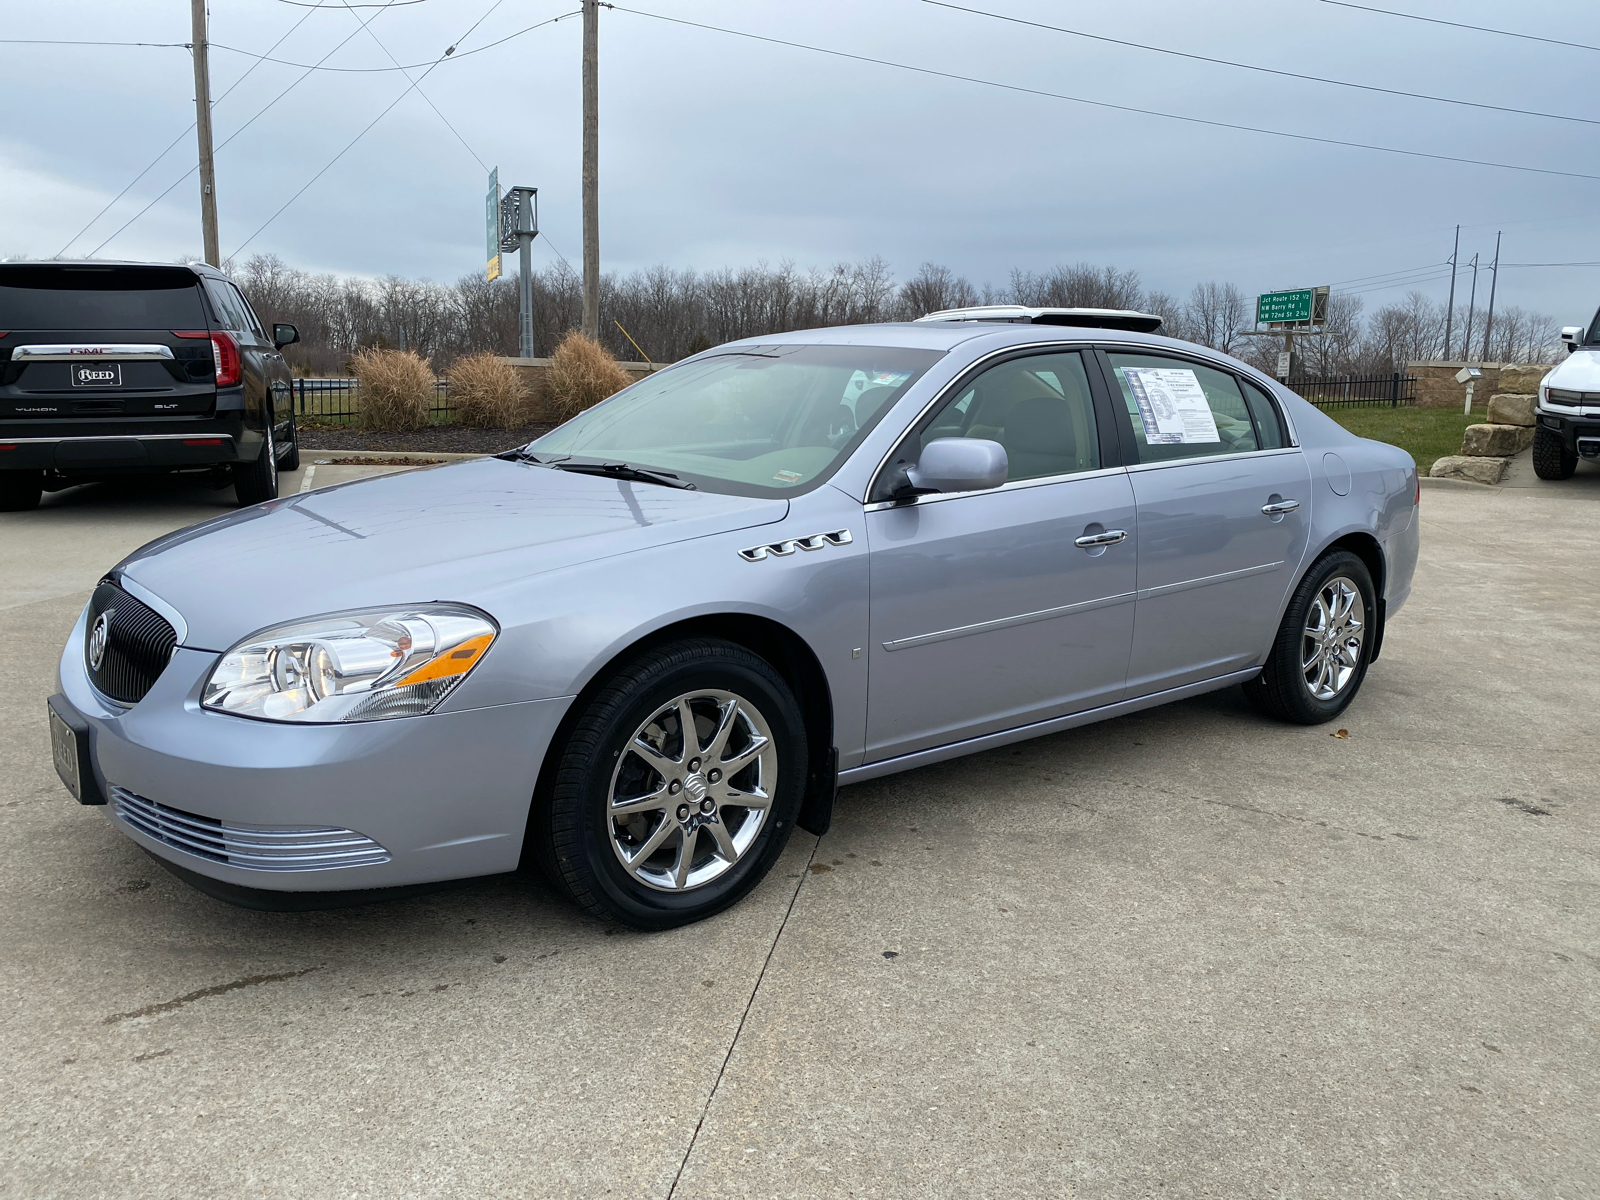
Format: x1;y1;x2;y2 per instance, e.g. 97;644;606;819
1532;425;1577;481
1243;550;1375;725
231;424;279;506
0;470;43;512
535;638;807;930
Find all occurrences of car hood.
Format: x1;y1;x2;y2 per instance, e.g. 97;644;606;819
1544;350;1600;392
117;458;789;650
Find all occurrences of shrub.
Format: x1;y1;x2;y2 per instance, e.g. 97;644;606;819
448;352;529;428
544;330;635;421
351;347;433;431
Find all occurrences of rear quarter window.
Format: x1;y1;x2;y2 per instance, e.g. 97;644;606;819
0;267;206;330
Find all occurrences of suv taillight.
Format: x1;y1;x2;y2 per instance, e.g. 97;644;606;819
173;329;242;387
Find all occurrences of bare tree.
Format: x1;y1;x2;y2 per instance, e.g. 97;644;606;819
1181;281;1250;356
899;262;979;317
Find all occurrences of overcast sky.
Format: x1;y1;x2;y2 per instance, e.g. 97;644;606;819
4;0;1597;323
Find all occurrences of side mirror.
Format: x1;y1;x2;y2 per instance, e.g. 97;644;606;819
1561;326;1582;350
905;437;1008;494
273;323;300;349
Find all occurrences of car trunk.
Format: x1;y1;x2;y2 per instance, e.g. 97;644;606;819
0;265;218;421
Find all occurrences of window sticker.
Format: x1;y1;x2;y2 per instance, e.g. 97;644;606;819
1121;368;1221;444
869;371;911;387
773;469;803;484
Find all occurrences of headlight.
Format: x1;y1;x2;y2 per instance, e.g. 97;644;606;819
202;604;498;723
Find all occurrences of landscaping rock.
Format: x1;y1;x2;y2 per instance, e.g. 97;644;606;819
1430;455;1509;485
1497;364;1552;394
1485;393;1537;426
1461;423;1534;456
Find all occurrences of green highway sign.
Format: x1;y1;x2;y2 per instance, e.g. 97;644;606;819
485;167;502;282
1257;288;1315;324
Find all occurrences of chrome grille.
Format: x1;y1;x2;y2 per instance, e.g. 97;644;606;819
86;581;176;704
111;787;391;872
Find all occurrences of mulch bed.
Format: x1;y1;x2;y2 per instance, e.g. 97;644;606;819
297;423;554;455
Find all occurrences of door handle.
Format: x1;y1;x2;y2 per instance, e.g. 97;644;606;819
1261;499;1300;515
1074;530;1128;548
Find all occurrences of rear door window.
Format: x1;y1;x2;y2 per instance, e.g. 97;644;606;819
1105;351;1261;464
0;266;205;330
204;280;255;334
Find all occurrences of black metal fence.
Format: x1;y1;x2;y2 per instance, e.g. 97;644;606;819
1288;373;1416;409
294;377;451;425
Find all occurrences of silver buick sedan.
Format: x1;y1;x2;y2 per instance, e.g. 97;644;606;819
49;308;1419;928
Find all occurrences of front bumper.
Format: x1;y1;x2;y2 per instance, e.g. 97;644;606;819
57;604;571;893
0;413;260;471
1536;407;1600;458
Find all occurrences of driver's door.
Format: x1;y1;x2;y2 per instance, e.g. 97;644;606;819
864;350;1136;764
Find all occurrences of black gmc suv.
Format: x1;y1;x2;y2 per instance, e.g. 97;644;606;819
0;260;300;510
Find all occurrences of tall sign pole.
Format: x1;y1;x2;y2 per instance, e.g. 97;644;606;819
496;184;540;358
581;0;600;338
190;0;220;266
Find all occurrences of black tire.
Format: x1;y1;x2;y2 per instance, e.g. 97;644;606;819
231;424;279;506
535;637;807;930
278;416;300;472
1532;425;1577;481
0;470;44;512
1243;550;1376;725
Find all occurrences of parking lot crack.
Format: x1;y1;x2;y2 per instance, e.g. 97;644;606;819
665;835;819;1198
102;966;321;1025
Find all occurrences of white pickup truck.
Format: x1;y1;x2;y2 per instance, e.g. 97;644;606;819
1534;312;1600;479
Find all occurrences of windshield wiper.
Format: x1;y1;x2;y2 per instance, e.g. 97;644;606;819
549;460;695;489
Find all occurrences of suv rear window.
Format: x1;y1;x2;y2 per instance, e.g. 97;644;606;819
0;266;206;330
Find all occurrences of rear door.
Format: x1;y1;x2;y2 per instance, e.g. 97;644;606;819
0;265;217;421
1097;347;1311;694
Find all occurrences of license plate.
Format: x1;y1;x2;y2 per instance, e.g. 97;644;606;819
48;697;101;805
72;362;122;388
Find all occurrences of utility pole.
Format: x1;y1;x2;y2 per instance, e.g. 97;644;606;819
1481;231;1502;362
1443;224;1459;361
190;0;220;266
581;0;599;338
1463;253;1480;361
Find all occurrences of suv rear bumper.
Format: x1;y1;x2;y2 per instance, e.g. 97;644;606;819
0;414;262;471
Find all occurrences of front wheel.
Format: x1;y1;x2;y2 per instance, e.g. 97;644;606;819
1243;550;1376;725
231;423;279;506
536;638;808;930
1532;426;1577;481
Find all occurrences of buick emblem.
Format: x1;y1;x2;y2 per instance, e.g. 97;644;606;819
88;610;113;671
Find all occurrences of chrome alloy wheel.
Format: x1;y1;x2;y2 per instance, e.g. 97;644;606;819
606;690;778;892
1301;575;1365;701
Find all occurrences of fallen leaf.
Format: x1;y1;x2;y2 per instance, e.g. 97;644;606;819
1332;729;1349;739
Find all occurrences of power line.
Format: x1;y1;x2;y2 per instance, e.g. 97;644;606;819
59;3;323;256
88;0;413;256
1316;1;1600;54
212;11;580;72
230;6;575;257
612;6;1600;183
0;39;190;48
1500;261;1600;269
923;0;1600;128
337;1;490;171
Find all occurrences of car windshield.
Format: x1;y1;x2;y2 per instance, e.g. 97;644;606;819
529;344;942;495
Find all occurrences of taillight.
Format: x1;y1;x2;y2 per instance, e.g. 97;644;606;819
172;329;241;387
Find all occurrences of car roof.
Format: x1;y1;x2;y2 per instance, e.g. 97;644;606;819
717;320;1248;362
0;259;222;281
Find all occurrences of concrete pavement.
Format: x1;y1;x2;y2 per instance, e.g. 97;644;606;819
1;475;1595;1198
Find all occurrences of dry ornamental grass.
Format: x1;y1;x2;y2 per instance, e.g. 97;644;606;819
351;347;435;431
448;352;529;428
543;330;635;421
